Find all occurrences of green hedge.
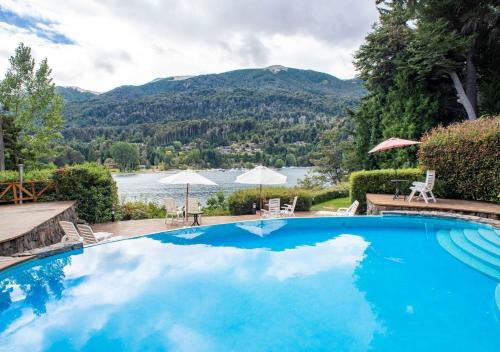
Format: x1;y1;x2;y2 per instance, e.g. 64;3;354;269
418;117;500;202
228;188;313;215
52;163;118;223
349;168;424;212
118;200;166;220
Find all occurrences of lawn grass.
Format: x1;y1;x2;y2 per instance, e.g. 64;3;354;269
311;197;351;211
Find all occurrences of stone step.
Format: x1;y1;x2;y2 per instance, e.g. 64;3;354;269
436;230;500;281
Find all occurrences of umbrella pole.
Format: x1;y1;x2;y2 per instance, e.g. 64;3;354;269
185;183;189;222
259;184;263;217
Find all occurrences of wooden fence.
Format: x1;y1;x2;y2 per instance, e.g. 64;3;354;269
0;181;53;204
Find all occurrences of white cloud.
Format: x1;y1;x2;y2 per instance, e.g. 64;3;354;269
0;0;378;91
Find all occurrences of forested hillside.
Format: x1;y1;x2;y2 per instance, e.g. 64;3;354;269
56;66;365;168
62;65;364;126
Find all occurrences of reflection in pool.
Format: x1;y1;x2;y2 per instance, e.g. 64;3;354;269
0;216;499;351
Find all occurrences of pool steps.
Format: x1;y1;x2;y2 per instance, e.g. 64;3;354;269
478;228;500;247
436;228;500;281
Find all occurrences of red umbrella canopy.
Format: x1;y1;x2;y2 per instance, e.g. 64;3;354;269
368;138;421;153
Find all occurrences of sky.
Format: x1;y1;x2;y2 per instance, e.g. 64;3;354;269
0;0;378;92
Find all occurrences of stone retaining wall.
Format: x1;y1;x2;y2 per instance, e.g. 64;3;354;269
367;198;499;221
0;203;77;256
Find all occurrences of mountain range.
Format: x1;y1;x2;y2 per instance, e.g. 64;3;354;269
58;65;365;127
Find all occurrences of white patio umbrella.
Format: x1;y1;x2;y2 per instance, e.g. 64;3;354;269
235;165;287;216
158;170;217;221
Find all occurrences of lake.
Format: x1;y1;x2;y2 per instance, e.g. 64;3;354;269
113;167;312;205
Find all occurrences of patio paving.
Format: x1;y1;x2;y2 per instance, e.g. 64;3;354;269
92;212;315;238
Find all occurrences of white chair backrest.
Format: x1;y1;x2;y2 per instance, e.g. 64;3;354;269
165;197;177;213
425;170;436;190
76;224;98;244
268;198;281;212
347;200;359;215
59;221;81;242
289;196;298;212
187;198;200;213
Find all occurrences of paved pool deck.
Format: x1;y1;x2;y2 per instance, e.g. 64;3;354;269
93;212;315;238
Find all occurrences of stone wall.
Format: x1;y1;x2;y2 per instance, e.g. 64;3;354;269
0;203;77;256
367;198;499;221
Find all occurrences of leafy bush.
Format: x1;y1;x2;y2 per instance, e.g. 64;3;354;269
228;188;313;215
349;168;424;212
118;200;165;220
418;117;500;202
52;163;118;223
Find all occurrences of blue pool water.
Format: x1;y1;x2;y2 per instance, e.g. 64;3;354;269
0;216;499;351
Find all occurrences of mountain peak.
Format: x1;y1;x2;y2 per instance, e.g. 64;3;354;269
263;65;288;74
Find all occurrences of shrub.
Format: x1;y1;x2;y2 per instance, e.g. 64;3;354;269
52;163;118;223
349;168;424;212
418;117;500;202
118;200;165;220
228;187;313;215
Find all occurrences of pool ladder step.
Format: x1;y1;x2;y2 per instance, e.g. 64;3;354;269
436;229;500;281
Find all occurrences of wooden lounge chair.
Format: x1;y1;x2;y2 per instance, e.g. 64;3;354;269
317;200;359;216
76;224;113;244
281;196;298;217
262;198;281;218
408;170;437;204
59;221;82;242
165;197;183;224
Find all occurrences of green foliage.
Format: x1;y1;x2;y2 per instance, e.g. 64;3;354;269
0;168;53;182
418;117;500;202
64;118;336;169
274;158;285;168
118;200;165;220
349;1;499;170
204;189;229;216
349;168;424;212
228;188;313;215
51;163;118;223
0;43;64;168
110;142;140;171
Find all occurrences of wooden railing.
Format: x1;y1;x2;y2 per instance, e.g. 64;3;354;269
0;181;53;204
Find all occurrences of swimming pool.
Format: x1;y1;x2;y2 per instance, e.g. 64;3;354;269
0;215;499;351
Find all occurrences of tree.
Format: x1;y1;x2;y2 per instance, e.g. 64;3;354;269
274;158;285;168
311;122;349;185
110;142;140;171
349;1;499;169
0;43;64;169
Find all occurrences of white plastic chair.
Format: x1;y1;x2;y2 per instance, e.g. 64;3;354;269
317;200;359;216
59;221;82;242
186;197;202;224
76;224;113;244
165;197;183;224
281;196;298;217
262;198;281;218
408;170;437;204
